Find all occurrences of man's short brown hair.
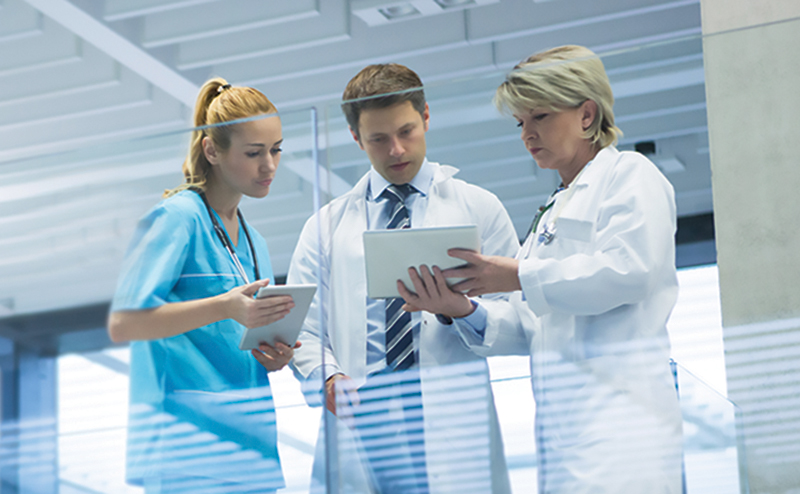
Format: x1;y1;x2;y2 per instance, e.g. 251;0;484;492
342;63;426;139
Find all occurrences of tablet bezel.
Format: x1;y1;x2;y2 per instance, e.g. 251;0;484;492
363;225;479;299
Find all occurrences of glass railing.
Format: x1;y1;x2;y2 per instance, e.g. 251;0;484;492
314;29;737;494
4;5;798;492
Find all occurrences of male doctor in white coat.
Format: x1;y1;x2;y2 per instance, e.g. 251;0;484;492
288;64;521;493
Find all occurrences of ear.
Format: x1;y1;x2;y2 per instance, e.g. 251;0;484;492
422;103;430;132
202;136;220;165
580;100;598;131
350;127;365;151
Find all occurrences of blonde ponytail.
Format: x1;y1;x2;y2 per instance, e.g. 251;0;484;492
165;78;277;197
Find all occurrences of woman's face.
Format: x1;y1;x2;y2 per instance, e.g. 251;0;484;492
514;101;597;184
207;115;283;199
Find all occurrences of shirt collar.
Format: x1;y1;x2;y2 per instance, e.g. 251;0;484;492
368;158;433;202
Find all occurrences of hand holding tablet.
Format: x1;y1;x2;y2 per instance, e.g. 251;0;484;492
238;284;317;350
363;225;479;299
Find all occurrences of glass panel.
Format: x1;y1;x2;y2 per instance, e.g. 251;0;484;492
0;108;324;493
674;361;745;493
5;6;797;493
315;30;737;493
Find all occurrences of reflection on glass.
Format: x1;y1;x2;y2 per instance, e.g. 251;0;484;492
4;8;784;491
674;362;744;494
316;33;722;493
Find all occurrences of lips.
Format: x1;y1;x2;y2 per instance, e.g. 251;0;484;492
389;162;409;171
256;178;273;187
529;147;542;156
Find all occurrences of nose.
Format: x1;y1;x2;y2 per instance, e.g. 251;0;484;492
389;137;405;158
261;153;278;173
520;121;536;142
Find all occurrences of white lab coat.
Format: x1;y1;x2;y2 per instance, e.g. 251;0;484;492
468;147;684;493
288;162;520;493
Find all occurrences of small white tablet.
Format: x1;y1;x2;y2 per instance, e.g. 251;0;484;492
363;225;479;299
238;284;317;351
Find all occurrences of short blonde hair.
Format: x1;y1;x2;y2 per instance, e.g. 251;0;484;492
494;45;622;148
166;77;278;197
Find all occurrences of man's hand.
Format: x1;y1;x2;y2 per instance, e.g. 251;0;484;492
325;373;360;417
398;264;474;318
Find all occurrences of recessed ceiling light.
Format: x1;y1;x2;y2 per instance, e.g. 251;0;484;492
353;0;499;26
378;4;420;20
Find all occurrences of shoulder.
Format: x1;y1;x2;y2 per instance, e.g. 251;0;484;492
140;190;204;233
158;189;205;215
302;174;367;229
433;163;505;207
594;147;672;191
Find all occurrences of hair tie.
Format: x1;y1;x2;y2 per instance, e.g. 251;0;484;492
217;83;232;94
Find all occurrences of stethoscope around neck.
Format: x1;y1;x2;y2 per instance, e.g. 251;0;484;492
518;162;591;259
190;187;260;284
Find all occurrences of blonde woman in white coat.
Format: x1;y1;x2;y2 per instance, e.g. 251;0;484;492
400;45;684;493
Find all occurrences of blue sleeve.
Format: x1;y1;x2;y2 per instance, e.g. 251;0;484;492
111;204;192;311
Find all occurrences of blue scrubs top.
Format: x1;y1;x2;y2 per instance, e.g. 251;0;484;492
112;190;284;491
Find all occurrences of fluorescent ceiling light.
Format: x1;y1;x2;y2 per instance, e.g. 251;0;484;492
353;0;499;26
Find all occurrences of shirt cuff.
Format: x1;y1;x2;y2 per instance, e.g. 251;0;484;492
453;300;487;342
307;364;343;384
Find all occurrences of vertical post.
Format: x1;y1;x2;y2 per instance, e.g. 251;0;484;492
701;1;800;492
0;338;58;494
310;106;339;494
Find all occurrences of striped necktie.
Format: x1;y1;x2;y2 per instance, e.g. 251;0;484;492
383;184;416;371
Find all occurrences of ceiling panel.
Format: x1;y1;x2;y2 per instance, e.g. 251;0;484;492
0;0;710;317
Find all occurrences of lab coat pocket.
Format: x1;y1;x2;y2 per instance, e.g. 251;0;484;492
556;217;593;243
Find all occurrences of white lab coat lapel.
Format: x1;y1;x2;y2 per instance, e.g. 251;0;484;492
329;173;370;385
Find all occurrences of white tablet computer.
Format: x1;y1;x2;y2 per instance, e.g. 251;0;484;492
238;284;317;350
363;225;479;299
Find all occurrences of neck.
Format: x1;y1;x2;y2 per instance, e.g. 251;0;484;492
203;179;241;221
560;144;600;187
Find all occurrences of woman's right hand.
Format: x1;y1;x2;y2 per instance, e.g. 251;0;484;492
222;279;295;329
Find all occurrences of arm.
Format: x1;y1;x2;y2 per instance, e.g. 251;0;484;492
108;201;294;346
286;215;343;386
107;279;294;342
448;158;675;316
399;184;531;354
398;264;531;357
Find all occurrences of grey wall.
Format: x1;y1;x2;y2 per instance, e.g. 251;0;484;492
701;0;800;491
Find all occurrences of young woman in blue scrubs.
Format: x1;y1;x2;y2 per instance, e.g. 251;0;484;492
108;78;298;493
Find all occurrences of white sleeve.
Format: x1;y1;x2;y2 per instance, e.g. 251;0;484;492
452;184;536;355
453;295;535;357
520;160;676;317
471;185;523;303
287;215;342;405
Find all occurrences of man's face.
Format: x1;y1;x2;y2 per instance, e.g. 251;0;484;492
353;100;430;185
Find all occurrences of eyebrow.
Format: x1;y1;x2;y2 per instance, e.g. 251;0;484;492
246;138;283;147
367;123;416;139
